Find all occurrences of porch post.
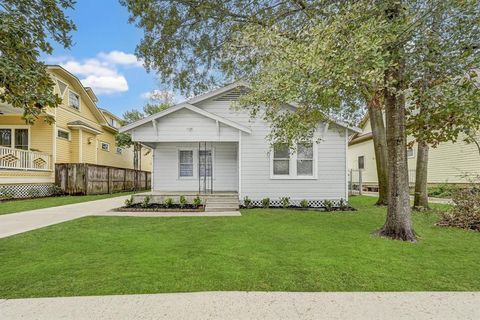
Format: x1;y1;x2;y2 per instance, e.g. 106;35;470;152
238;130;242;200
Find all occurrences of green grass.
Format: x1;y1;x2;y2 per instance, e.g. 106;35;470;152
0;192;134;215
0;196;478;298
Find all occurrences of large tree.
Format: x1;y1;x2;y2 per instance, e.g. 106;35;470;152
0;0;76;123
122;0;478;241
406;0;480;210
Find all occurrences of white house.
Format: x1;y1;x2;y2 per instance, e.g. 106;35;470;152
120;83;360;210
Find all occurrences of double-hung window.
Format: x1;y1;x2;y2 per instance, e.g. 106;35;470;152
179;150;194;178
297;143;314;176
273;144;290;175
272;142;316;179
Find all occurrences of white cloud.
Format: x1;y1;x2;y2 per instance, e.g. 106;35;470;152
98;51;143;67
49;50;142;95
141;89;185;103
81;75;129;95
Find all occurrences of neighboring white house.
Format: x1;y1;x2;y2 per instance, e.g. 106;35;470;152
120;82;361;207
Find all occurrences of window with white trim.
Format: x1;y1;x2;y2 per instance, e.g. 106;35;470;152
100;142;110;151
0;128;29;150
68;90;80;110
116;147;123;155
297;143;314;176
179;150;194;177
57;129;70;140
271;142;316;179
57;80;67;96
273;144;290;175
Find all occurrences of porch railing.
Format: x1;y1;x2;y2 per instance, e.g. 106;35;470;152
0;146;52;171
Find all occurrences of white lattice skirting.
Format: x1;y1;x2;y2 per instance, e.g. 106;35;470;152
240;199;347;208
0;184;55;199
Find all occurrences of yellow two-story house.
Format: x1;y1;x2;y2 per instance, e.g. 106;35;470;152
0;65;151;198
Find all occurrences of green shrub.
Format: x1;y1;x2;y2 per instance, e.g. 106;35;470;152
48;185;64;196
179;195;187;208
339;198;348;211
141;196;151;208
27;188;41;198
428;183;456;198
243;196;252;208
324;200;333;212
164;197;173;208
261;197;270;208
124;196;134;207
280;196;290;208
193;196;202;207
300;199;309;208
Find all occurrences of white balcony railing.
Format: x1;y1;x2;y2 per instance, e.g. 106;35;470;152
0;146;52;171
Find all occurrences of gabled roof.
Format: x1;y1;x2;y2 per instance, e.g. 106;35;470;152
120;82;362;134
119;103;252;134
67;120;103;135
184;81;361;133
47;65;108;126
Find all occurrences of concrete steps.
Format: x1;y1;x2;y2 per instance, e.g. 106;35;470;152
205;196;239;212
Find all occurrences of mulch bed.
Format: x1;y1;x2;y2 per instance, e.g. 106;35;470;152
114;204;205;212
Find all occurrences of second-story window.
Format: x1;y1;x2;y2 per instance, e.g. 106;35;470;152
69;90;80;110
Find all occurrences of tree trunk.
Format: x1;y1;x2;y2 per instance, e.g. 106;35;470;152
368;92;388;206
375;0;416;242
413;140;429;210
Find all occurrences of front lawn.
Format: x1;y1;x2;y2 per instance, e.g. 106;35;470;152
0;192;135;215
0;196;478;298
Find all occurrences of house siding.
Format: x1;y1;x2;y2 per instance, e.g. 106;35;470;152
348;117;480;185
152;142;238;191
195;98;348;200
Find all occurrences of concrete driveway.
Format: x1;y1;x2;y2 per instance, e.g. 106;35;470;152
1;292;479;320
0;195;130;239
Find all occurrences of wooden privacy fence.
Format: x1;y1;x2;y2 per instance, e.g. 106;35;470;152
55;163;151;195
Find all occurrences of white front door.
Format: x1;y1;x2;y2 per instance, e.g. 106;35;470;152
199;149;213;193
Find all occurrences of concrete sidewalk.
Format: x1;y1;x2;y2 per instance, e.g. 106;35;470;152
1;292;478;320
0;195;130;239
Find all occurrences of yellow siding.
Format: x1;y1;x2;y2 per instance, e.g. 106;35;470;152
82;131;97;164
348;117;480;185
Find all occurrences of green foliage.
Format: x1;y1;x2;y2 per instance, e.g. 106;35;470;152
428;183;457;199
164;197;173;208
193;196;202;207
280;196;290;208
179;195;187;208
141;196;151;208
339;198;348;211
125;196;134;207
0;0;76;122
243;196;252;208
27;189;41;198
48;185;64;197
324;200;333;212
261;197;270;208
300;199;309;209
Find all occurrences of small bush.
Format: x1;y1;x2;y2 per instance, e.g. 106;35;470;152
193;196;202;207
141;196;151;208
428;183;456;198
243;196;252;208
339;198;348;211
164;197;173;208
438;188;480;231
324;200;333;212
300;199;309;208
49;185;64;196
124;196;134;207
179;195;187;208
27;188;41;198
261;197;270;208
280;196;290;208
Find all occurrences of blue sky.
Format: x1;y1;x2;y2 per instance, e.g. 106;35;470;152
45;0;180;118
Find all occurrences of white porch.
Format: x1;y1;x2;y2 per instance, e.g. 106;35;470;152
0;146;52;171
